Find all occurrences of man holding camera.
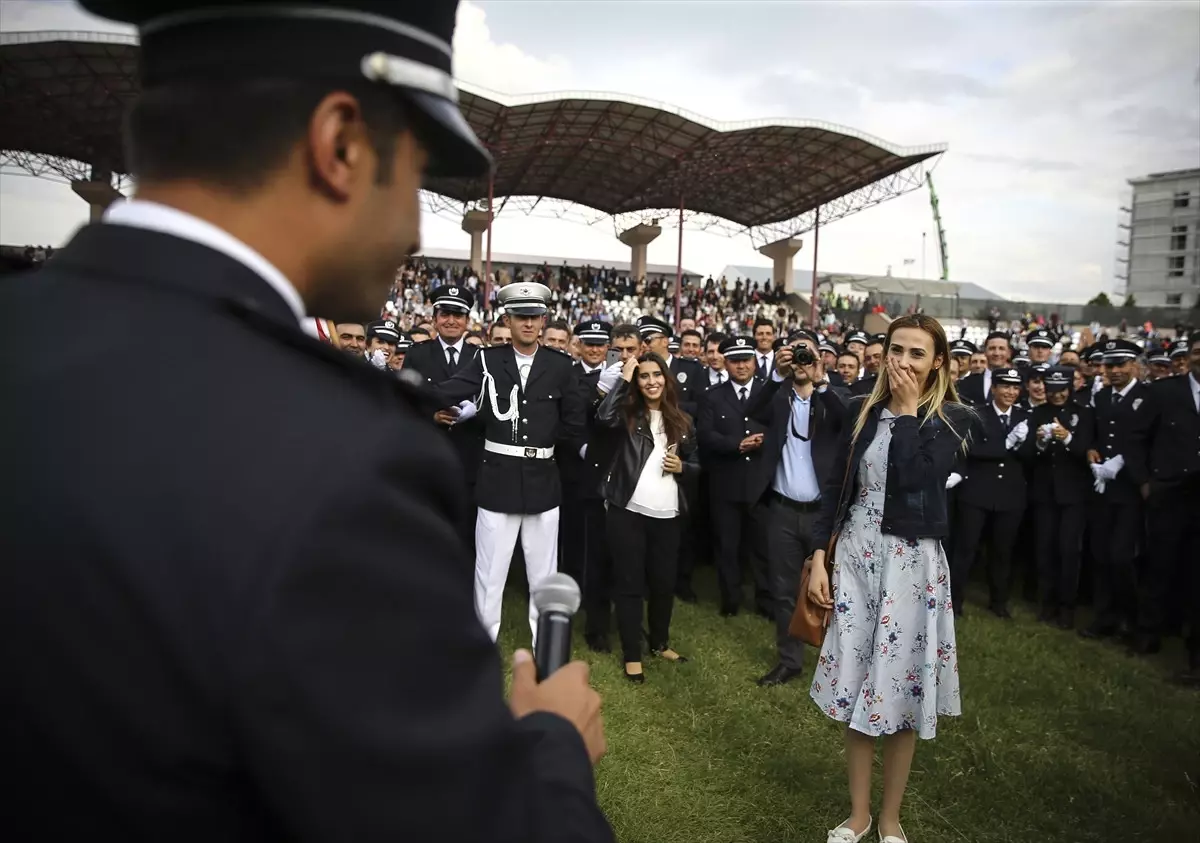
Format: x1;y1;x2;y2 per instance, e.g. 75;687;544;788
745;331;850;686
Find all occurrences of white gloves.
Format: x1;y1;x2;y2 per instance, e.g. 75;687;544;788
1095;455;1124;481
579;443;588;460
369;349;389;371
945;472;964;490
1005;420;1029;450
597;361;623;395
1090;463;1107;494
451;400;477;424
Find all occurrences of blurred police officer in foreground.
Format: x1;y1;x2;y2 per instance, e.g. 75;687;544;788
0;2;612;841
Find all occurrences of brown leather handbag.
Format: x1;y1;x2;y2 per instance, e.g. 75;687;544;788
788;431;857;647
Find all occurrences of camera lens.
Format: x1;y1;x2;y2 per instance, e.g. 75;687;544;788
792;346;815;366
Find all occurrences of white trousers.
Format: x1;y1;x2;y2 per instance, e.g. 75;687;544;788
475;507;560;643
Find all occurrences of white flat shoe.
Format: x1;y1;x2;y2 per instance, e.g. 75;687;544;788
827;816;872;842
879;824;908;843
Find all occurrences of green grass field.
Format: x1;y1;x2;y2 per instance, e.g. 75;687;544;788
498;568;1200;843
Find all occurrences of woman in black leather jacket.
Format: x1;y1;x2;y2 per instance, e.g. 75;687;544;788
595;352;699;683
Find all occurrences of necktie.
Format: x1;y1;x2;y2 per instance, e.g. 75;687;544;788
760;355;768;369
739;386;748;406
1112;390;1122;406
447;346;457;368
1001;413;1010;432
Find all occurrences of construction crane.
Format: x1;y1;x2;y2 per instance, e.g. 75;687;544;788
926;173;949;280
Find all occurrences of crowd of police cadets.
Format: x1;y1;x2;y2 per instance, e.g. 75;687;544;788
365;281;1199;687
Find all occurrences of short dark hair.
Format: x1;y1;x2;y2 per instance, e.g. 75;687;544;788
753;317;774;333
126;79;408;190
705;331;728;347
409;326;431;339
680;328;703;342
612;323;639;342
838;351;861;367
545;320;570;335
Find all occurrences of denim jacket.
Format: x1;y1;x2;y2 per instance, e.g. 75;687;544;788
812;397;972;548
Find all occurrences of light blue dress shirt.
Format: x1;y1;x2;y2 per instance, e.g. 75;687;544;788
772;388;822;503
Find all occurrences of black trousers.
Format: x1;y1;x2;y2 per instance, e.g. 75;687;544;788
766;496;819;670
1139;480;1200;642
580;499;613;638
607;506;681;663
1033;502;1086;612
675;478;701;593
951;504;1023;610
709;497;770;612
1087;498;1143;630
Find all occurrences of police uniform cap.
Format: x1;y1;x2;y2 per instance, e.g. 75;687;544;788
1026;328;1054;348
667;337;681;353
787;329;819;347
81;0;491;179
718;335;756;360
394;331;412;351
1026;361;1051;380
1146;349;1170;365
1100;338;1140;363
1084;344;1104;362
818;340;839;356
573;320;613;345
845;331;869;346
1043;367;1073;391
636;315;671;340
1170;338;1191;358
772;337;787;352
1014;351;1031;367
949;339;978;356
497;282;551;316
869;333;887;346
993;367;1023;385
366;319;400;342
430;284;474;313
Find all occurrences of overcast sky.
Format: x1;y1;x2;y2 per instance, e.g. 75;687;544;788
2;0;1198;302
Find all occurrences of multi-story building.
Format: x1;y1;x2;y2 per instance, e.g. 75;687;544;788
1123;168;1200;308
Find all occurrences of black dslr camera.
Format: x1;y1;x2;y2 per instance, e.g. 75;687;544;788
790;344;816;366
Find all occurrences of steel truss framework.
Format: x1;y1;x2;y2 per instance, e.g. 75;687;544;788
2;32;944;247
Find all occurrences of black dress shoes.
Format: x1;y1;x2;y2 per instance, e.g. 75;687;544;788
675;586;698;604
990;604;1013;620
624;669;645;684
756;664;803;687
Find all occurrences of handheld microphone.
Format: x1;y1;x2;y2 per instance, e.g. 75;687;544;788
532;573;582;681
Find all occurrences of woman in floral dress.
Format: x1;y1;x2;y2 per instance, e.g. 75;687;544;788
806;315;972;843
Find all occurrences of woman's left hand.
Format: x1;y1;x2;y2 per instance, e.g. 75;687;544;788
662;452;683;474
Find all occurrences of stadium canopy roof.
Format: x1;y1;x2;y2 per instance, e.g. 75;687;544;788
0;31;945;242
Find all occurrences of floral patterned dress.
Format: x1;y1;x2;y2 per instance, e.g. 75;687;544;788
810;410;961;740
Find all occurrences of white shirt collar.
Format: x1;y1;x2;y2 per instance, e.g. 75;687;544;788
103;199;306;323
992;401;1010;418
1116;378;1138;399
439;336;465;354
1189;371;1200;394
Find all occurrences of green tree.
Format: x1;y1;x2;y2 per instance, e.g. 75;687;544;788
1087;292;1112;307
1123;293;1137;308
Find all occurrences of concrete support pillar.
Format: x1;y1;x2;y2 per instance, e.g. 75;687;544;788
618;222;662;281
757;236;803;293
461;209;491;275
71;167;122;222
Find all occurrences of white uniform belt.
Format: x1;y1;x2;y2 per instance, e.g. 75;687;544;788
484;440;556;459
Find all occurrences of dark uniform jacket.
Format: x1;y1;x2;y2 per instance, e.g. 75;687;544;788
1091;381;1153;504
1028;401;1096;504
0;223;609;842
1130;373;1200;493
403;337;484;483
668;354;707;419
696;378;770;504
435;344;589;514
959;402;1036;512
745;377;850;503
850;372;878;396
559;363;612;501
957;371;989;406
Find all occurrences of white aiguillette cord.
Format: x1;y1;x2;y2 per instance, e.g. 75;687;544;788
477;351;521;441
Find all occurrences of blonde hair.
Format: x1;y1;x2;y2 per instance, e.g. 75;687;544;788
851;314;967;444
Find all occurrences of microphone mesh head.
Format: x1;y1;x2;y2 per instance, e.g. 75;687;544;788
532;573;582;615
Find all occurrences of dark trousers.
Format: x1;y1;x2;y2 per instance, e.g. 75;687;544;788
766;496;819;670
607;506;681;662
581;499;613;638
1088;498;1143;630
1033;502;1086;612
558;492;585;585
951;504;1023;610
676;478;701;593
709;496;770;612
1139;480;1200;642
